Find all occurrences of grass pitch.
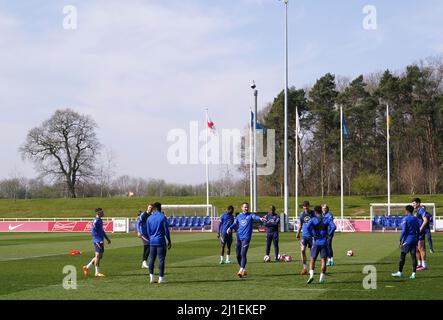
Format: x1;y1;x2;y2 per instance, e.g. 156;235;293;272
0;232;442;300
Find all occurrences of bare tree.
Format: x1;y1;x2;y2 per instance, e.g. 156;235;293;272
20;109;101;198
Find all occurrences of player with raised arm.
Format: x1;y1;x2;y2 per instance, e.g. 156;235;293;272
217;205;235;264
83;208;111;277
306;206;336;284
392;205;420;279
296;201;315;275
264;205;280;262
322;204;335;266
227;202;267;278
412;198;429;270
137;204;154;269
146;202;171;284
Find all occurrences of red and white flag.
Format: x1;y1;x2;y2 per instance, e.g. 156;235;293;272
207;116;216;135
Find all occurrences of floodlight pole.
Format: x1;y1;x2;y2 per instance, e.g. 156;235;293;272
283;0;289;228
387;104;391;216
340;105;344;221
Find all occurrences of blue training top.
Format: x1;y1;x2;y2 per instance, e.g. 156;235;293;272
416;207;431;231
306;216;336;246
265;213;280;234
299;210;315;238
228;212;262;241
400;215;420;244
218;212;235;235
147;211;171;247
91;216;109;243
136;211;151;238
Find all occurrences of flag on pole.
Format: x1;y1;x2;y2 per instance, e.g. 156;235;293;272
250;110;266;132
387;112;392;128
295;110;301;137
342;112;350;138
207;116;216;135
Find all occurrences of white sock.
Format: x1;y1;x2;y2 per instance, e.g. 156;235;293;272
149;274;154;282
239;268;244;273
87;259;94;269
422;261;426;268
330;257;334;263
320;273;325;281
411;272;416;277
303;264;307;269
220;256;223;262
309;270;314;277
226;255;230;261
418;260;422;267
159;276;164;282
95;266;100;274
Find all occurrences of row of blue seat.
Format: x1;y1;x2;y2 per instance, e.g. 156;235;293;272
373;214;434;228
167;216;212;228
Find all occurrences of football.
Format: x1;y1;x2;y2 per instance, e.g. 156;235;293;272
278;254;286;262
263;255;271;262
284;255;293;262
347;250;354;257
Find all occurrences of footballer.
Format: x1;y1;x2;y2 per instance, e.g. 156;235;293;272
306;206;336;284
137;203;154;269
217;205;235;264
83;208;111;277
296;200;315;275
227;202;267;278
392;205;420;279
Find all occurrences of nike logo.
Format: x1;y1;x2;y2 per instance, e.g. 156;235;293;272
8;224;24;231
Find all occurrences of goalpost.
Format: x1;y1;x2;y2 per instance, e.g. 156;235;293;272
370;203;436;232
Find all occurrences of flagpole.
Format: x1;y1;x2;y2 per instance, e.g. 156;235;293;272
340;105;344;221
295;106;299;232
283;0;289;227
253;88;258;213
205;108;210;216
387;104;391;216
249;108;253;209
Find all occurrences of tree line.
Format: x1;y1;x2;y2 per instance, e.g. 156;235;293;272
252;55;443;197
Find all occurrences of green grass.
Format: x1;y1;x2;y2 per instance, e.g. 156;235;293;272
0;232;442;300
0;194;442;218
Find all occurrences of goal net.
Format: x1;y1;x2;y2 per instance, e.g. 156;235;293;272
370;203;436;232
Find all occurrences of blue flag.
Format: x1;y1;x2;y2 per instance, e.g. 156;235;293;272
342;113;349;138
250;110;266;132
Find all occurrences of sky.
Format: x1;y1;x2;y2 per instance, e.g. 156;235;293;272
0;0;442;184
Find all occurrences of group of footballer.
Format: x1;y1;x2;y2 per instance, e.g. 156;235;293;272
81;197;434;284
217;200;336;284
391;198;434;280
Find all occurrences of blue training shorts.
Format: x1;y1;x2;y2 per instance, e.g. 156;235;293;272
94;241;105;253
311;243;328;259
301;236;312;249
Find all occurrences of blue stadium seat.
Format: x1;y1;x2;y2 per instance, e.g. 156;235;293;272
387;215;394;228
373;214;380;226
186;216;192;227
191;216;199;227
381;215;387;227
168;217;174;227
198;217;205;227
395;215;403;228
204;216;211;226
